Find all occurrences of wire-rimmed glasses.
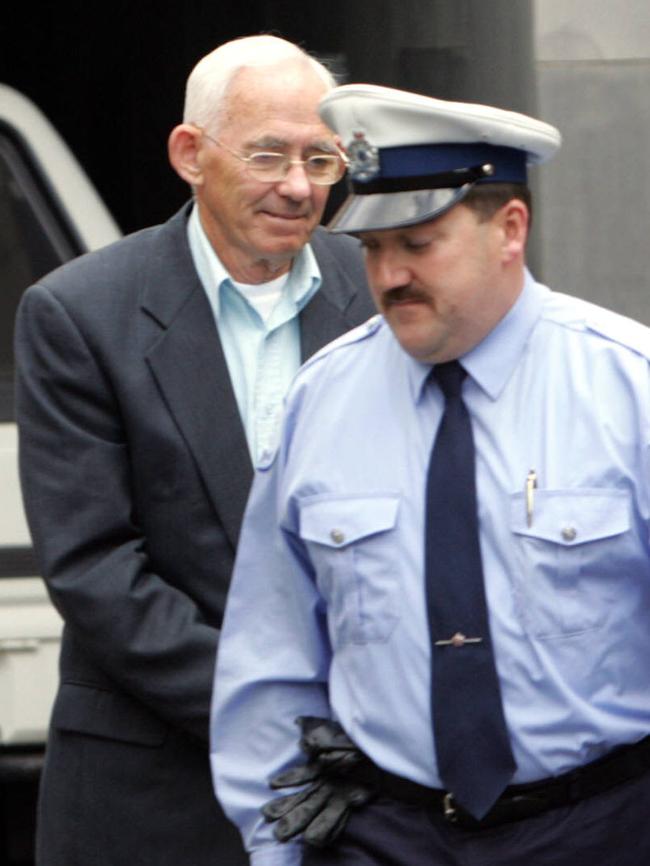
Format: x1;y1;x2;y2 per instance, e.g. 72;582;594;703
198;129;347;185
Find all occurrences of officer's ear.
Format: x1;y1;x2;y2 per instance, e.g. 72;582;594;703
497;198;529;264
168;124;204;187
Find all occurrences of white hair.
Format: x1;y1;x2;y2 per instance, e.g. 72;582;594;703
183;35;336;133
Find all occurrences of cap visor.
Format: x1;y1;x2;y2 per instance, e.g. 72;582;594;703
327;185;472;234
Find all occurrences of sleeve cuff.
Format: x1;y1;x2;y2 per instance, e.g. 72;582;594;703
250;841;303;866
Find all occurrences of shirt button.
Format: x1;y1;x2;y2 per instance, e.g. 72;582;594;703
330;529;345;545
561;526;577;542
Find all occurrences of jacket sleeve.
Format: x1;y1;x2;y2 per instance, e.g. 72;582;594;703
15;282;217;742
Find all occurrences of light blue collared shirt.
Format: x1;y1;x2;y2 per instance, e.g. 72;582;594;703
188;206;321;465
211;272;650;865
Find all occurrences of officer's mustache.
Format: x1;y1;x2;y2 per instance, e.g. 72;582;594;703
380;285;431;308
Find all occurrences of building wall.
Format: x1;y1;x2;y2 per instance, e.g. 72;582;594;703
534;0;650;322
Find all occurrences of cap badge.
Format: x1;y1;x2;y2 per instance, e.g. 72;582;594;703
347;132;380;182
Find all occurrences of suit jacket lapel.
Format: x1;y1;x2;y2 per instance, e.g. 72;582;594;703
300;227;368;360
141;206;253;550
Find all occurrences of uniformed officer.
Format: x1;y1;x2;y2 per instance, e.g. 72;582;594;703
211;84;650;866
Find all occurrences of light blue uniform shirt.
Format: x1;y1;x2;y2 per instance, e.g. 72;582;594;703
212;272;650;865
188;206;321;465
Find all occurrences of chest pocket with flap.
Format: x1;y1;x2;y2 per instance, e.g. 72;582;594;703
299;494;401;646
509;488;633;639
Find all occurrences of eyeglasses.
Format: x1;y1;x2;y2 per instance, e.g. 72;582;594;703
199;130;347;186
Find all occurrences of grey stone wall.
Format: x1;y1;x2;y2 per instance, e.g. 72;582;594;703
534;0;650;323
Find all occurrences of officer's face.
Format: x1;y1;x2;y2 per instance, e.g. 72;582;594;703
193;60;335;282
360;202;524;364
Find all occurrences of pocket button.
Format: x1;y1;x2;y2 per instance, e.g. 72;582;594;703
330;528;346;545
561;526;577;542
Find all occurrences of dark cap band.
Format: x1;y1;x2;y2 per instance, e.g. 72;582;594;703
350;143;528;194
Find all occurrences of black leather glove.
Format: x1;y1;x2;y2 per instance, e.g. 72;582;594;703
261;717;376;848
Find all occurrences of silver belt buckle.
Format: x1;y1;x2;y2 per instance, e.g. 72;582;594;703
443;792;458;823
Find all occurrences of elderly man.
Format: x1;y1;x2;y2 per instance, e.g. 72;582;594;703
212;84;650;866
15;36;372;866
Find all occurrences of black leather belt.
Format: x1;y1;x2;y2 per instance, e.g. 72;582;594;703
352;735;650;830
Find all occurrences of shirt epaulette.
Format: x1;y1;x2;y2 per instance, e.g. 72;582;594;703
584;304;650;361
299;314;384;372
545;291;650;362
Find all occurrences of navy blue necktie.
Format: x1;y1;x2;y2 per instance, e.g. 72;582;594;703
425;360;516;819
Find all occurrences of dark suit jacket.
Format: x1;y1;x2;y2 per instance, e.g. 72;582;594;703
15;204;374;866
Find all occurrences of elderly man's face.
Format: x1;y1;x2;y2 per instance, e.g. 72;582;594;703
360;203;523;364
195;61;336;283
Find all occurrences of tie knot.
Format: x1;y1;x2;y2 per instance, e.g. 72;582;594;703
432;360;466;399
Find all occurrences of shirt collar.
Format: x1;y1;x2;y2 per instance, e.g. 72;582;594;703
407;270;548;403
187;204;321;320
461;270;548;400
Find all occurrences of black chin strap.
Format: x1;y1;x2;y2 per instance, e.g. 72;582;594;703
350;162;495;195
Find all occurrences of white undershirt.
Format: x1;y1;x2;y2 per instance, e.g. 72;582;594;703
230;273;289;324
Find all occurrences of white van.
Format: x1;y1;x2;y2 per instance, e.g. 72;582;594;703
0;84;120;847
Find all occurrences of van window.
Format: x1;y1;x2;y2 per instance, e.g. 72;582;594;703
0;124;82;422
